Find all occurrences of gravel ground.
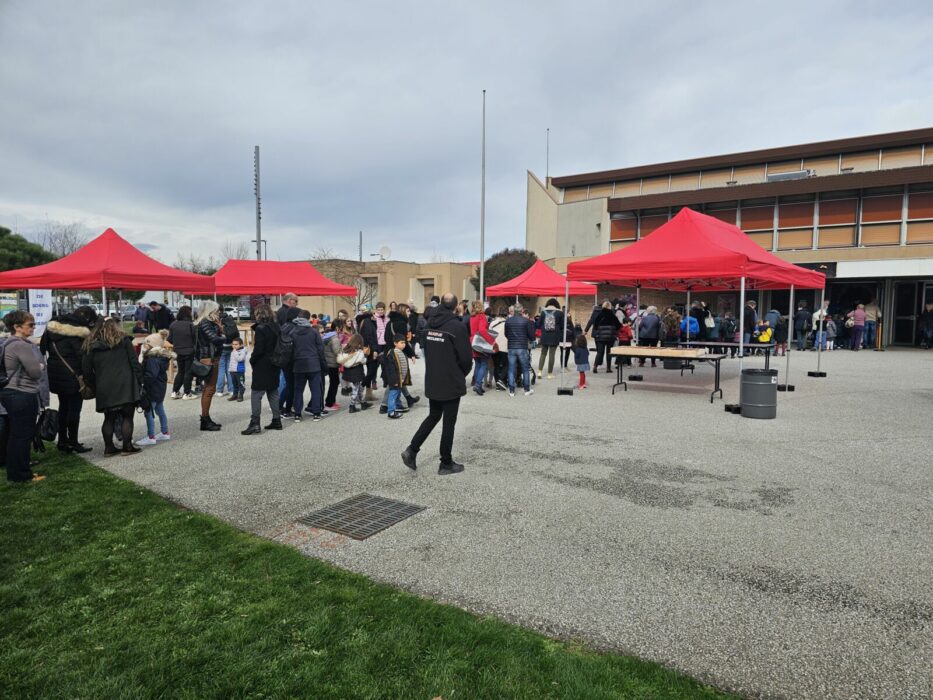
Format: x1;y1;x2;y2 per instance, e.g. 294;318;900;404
74;348;933;700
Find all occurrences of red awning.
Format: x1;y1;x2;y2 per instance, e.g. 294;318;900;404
211;259;357;296
0;228;215;293
485;260;597;297
566;208;825;291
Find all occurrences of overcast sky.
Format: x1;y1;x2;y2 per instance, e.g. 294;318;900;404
2;1;931;265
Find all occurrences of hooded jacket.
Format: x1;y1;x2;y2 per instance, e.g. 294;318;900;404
82;337;142;412
40;315;91;395
422;307;471;401
537;304;564;346
141;346;175;403
291;319;325;374
168;319;196;356
321;331;341;369
356;312;378;352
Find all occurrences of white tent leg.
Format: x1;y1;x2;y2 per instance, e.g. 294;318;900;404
784;285;794;387
559;278;570;393
738;277;746;373
686;290;691;342
634;286;640;343
816;286;825;374
101;286;107;316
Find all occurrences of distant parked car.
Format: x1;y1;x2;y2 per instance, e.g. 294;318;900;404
120;305;137;321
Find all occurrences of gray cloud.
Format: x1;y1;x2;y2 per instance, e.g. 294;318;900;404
1;0;931;266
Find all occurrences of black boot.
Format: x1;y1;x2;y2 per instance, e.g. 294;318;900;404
438;460;465;476
207;416;222;428
200;416;221;432
401;447;417;471
241;419;261;435
121;442;141;456
264;417;283;430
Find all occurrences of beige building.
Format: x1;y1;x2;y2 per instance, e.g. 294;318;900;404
297;258;478;317
527;127;933;345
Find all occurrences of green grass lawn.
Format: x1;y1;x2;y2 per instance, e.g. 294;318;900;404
0;451;734;699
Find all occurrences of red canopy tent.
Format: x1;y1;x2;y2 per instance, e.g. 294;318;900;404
566;208;828;382
211;260;357;296
0;228;215;301
485;260;597;297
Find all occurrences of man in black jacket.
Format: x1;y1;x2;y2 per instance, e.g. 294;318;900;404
147;301;174;332
401;293;471;475
793;302;811;351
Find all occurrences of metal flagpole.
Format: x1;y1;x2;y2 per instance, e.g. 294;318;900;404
738;277;746;373
479;89;486;302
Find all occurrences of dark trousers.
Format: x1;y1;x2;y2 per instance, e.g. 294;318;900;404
493;352;508;383
293;371;323;415
1;389;39;482
637;338;657;366
103;404;135;449
325;366;340;406
594;340;612;369
56;391;84;445
364;356;379;389
173;354;194;395
408;397;461;464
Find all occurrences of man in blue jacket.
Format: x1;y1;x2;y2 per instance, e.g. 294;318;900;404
401;293;472;475
505;304;535;397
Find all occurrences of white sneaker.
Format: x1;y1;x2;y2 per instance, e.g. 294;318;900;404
524;389;534;396
155;433;171;442
508;391;515;398
546;373;554;380
182;394;195;400
171;391;181;400
135;436;157;446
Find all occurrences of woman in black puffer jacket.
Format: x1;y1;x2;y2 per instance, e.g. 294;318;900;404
82;317;143;456
591;301;621;373
195;301;226;431
40;305;97;453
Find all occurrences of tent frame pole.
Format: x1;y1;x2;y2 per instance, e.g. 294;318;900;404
559;278;570;393
686;289;691;341
784;285;794;388
101;286;107;316
634;286;640;343
738;277;746;374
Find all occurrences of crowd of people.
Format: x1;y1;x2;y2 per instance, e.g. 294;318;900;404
3;289;931;483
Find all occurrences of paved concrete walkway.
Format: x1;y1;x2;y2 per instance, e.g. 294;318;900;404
76;349;932;699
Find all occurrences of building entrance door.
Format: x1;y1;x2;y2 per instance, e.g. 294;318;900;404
891;281;918;345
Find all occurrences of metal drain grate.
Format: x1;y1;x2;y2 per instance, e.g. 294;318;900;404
297;493;426;540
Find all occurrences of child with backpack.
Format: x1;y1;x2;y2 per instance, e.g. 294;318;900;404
134;332;174;446
573;334;590;389
336;333;371;413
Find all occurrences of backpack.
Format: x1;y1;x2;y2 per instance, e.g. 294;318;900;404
221;315;239;342
270;326;295;368
722;318;737;337
543;311;556;332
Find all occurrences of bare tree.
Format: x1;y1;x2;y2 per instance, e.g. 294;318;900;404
36;220;88;257
309;247;377;311
174;253;221;276
221;239;251;261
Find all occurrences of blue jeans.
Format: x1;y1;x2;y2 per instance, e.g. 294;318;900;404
795;328;808;351
145;401;168;437
742;332;752;346
507;348;530;392
813;331;826;350
387;388;401;414
216;350;231;393
473;357;487;389
864;320;876;348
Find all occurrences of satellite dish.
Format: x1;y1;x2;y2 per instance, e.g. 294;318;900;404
378;246;391;260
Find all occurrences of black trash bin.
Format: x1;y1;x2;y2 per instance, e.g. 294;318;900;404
740;368;778;419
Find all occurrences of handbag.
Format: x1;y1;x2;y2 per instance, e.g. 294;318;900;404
471;333;494;354
704;314;715;329
845;316;855;329
51;341;95;399
37;408;59;443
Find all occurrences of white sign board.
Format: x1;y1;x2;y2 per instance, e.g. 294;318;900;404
27;289;53;338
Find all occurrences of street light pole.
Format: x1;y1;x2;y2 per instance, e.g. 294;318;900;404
479;89;486;302
254;146;262;260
